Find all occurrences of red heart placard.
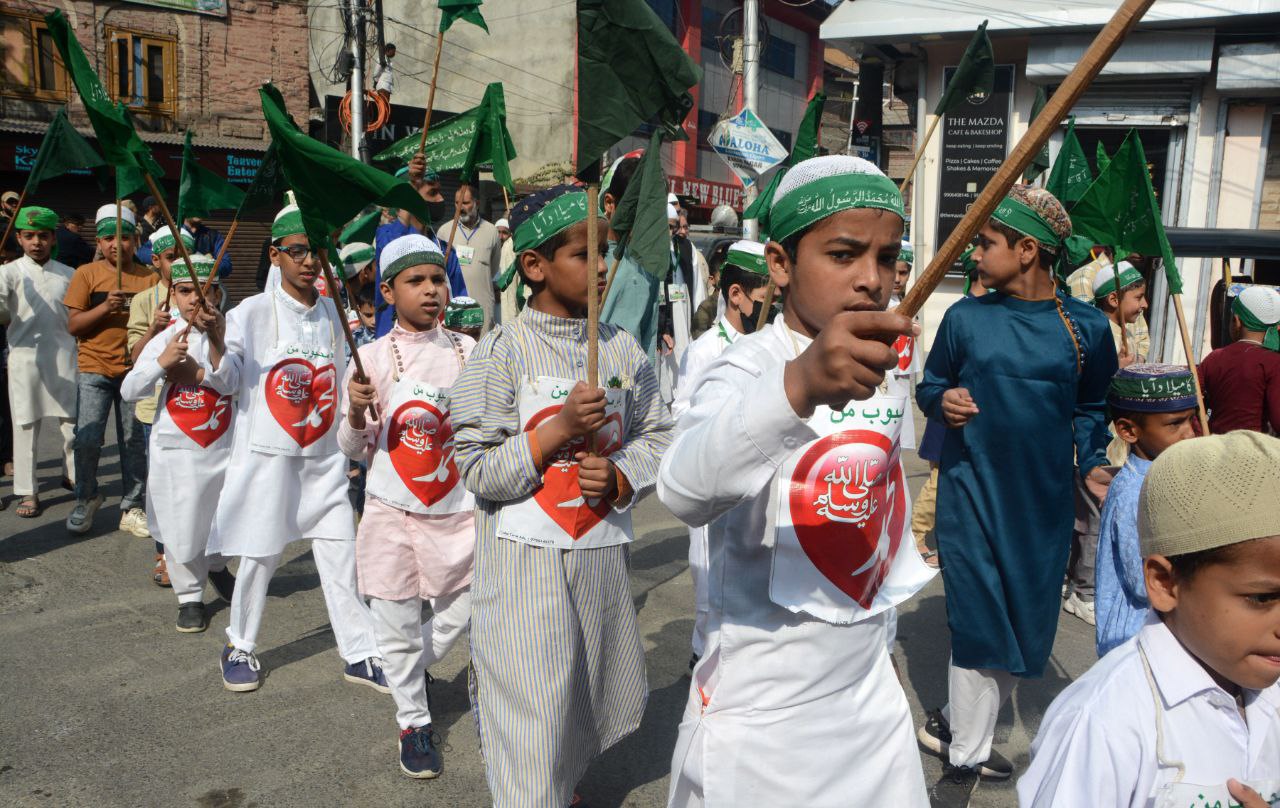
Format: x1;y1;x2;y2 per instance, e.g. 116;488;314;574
894;334;915;372
265;358;337;448
165;385;232;448
386;400;459;507
788;429;905;608
524;405;618;540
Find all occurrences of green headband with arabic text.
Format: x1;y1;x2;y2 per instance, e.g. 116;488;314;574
768;174;904;244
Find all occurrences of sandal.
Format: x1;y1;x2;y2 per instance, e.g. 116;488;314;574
15;497;41;518
920;549;940;569
153;554;171;588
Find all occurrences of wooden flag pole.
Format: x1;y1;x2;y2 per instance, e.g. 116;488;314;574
416;31;447;156
756;276;775;331
586;184;601;390
600;248;626;306
0;188;29;255
1171;292;1211;434
318;249;377;420
899;0;1160;320
176;218;240;338
114;196;124;290
502;186;511;218
441;205;463;265
142;173;209;311
897;114;942;194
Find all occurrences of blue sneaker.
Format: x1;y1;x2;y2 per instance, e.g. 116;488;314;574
344;657;391;694
398;726;442;779
220;643;260;692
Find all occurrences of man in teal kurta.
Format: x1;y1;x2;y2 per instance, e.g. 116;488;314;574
599;152;662;363
914;185;1117;802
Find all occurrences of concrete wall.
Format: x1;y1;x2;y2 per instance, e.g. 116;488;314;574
308;1;575;181
1261;114;1280;230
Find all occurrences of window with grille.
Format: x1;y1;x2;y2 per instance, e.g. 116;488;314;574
106;28;176;116
0;13;69;101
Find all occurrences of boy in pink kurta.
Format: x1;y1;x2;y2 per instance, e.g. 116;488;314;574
338;234;476;780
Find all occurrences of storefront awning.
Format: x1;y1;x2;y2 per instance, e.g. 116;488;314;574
820;0;1275;44
1026;31;1214;81
1218;42;1280;96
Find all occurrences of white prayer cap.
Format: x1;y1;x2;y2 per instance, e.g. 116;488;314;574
667;203;679;221
495;217;510;230
339;242;374;279
149;225;194;254
667;192;679;205
379;233;448;289
1237;285;1280;325
95;203;137;227
1092;260;1142;300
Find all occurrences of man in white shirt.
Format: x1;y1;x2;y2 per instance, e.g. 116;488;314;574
373;43;395;101
435;185;502;336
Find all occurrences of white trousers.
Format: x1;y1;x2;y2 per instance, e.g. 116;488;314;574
943;660;1017;767
12;418;74;497
688;526;709;657
369;587;472;730
165;550;227;605
226;540;380;664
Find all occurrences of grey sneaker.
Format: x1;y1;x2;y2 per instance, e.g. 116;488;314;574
119;507;151;538
66;495;104;534
176;602;207;633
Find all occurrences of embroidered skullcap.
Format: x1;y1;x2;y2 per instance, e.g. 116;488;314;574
339;241;374;280
14;206;57;232
149;225;195;255
444;296;484;329
1107;363;1197;418
722;239;768;277
899;241;914;265
991;185;1091;279
1139;431;1280;559
169;252;218;284
1092;260;1144;301
769;155;903;244
95;203;137;237
272;204;305;240
1232;285;1280;351
379;233;446;284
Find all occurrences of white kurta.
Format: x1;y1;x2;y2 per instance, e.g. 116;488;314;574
204;288;355;557
1018;616;1280;808
0;255;77;425
658;316;930;808
121;318;232;563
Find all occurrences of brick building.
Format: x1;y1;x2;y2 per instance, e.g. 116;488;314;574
0;0;309;303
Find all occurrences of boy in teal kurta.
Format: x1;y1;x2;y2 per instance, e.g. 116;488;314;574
914;185;1117;804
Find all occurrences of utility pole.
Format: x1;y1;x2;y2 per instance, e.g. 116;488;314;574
741;0;761;240
349;0;367;162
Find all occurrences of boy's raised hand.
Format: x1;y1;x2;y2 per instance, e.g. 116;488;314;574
784;310;913;417
158;331;189;371
150;306;171;335
575;452;618;501
553;382;608;440
347;374;378;429
942;387;980;427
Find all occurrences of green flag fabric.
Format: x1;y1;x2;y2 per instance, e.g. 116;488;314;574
178;130;246;222
1024;86;1051;182
341;208;382;246
439;0;488;34
610;129;669;279
458;84;517;193
1046;118;1093;206
934;21;995;116
1095;141;1111;174
260;83;433;246
23;107;106;196
45;10;162;180
576;0;701;177
376;107;480;168
743;91;826;235
1071;129;1181;294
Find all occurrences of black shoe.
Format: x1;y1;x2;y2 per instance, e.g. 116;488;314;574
930;764;979;808
176;602;208;633
917;709;1012;779
208;568;236;602
398;725;442;779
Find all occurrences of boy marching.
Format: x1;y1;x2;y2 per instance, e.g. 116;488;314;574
202;205;384;693
658;155;935;807
339;235;477;779
451;185;673;807
121;254;236;632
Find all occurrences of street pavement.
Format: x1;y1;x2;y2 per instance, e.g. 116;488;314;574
0;419;1099;807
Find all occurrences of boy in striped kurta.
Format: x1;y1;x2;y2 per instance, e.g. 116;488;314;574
451;185;673;808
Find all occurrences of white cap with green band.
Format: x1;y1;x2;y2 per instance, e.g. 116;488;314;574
1092;260;1143;301
339;242;374;280
169;252;218;285
768;155;904;244
723;239;768;277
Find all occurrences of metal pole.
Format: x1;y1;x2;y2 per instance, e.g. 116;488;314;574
741;0;761;240
350;0;365;162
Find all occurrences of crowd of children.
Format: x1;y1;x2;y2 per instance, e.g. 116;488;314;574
2;149;1279;808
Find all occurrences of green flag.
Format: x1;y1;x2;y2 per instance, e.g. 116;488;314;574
576;0;701;177
45;10;162;180
260;83;434;246
341;208;382;246
1024;86;1051;182
458;83;517;193
178;130;246;222
1071;129;1181;294
23;107;106;196
609;129;669;278
1046;117;1092;205
439;0;487;33
1095;141;1111;174
934;21;994;116
236;143;287;218
376;107;480;169
743;91;826;235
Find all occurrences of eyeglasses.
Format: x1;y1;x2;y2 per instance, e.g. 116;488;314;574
278;245;312;262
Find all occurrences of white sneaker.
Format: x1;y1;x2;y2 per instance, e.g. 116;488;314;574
119;507;151;538
1063;592;1096;626
65;495;104;534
